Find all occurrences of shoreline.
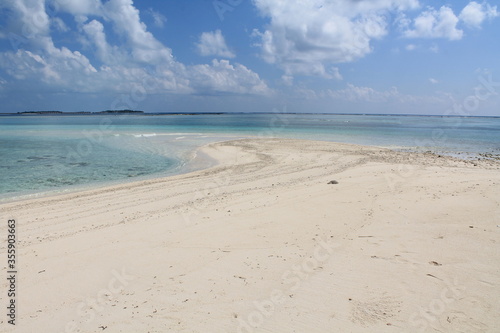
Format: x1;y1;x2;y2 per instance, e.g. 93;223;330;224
1;138;499;332
0;137;267;204
0;140;222;205
2;112;500;118
1;137;497;204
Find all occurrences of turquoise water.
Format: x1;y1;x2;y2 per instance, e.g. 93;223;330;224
1;113;499;200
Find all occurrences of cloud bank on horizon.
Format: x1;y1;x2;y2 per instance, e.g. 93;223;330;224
0;0;498;115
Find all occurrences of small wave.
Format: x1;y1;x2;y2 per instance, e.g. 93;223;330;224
132;133;157;138
157;133;205;136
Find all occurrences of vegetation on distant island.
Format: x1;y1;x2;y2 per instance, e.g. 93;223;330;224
18;110;144;115
99;110;144;114
19;111;64;114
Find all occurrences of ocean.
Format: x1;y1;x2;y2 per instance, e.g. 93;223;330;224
1;113;499;201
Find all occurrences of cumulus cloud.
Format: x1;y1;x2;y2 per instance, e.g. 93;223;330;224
429;78;438;84
0;47;97;89
52;0;103;16
402;2;499;40
252;0;419;78
82;20;114;64
102;0;174;65
3;0;50;43
196;30;235;58
189;60;269;95
459;1;498;28
0;0;269;96
403;6;463;40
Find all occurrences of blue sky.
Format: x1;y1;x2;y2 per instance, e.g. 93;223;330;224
0;0;499;115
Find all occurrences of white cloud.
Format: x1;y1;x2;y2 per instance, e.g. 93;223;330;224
403;6;463;40
51;0;103;16
196;30;235;58
405;44;417;51
52;17;69;32
189;60;270;95
459;1;498;28
325;84;405;103
395;12;412;31
429;78;438;84
330;67;343;81
252;0;419;78
0;47;97;87
5;0;50;41
82;20;113;64
102;0;174;65
147;8;167;28
403;2;499;40
0;0;269;96
75;15;89;25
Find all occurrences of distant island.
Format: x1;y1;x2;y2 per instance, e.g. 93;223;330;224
1;111;496;118
18;110;145;115
11;110;230;116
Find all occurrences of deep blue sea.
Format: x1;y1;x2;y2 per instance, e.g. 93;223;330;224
1;113;499;201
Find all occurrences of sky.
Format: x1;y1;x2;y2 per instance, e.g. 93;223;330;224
0;0;499;115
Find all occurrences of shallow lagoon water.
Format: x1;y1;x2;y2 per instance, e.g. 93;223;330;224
1;113;499;200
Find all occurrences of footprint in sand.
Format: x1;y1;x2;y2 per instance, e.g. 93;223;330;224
349;295;401;325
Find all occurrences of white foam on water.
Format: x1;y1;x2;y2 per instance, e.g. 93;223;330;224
132;133;157;138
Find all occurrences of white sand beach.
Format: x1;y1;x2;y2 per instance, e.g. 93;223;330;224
1;138;499;333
